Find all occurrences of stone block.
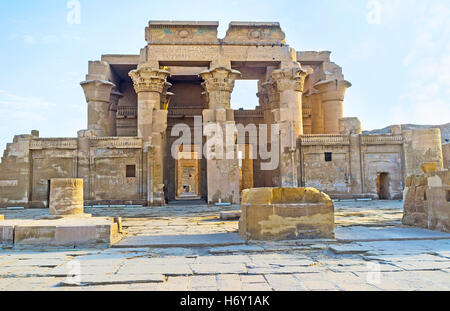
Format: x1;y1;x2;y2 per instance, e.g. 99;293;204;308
0;218;121;248
220;211;241;221
49;179;84;216
239;187;335;241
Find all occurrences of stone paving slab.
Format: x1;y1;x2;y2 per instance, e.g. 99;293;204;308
336;226;450;242
114;233;244;248
1;201;450;291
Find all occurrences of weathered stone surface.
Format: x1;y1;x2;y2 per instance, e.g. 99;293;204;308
49;179;84;216
239;187;335;241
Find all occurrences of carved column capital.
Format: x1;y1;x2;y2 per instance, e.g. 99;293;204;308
271;63;308;93
199;67;241;93
80;80;116;103
314;79;352;102
161;81;174;110
129;65;171;94
110;90;123;112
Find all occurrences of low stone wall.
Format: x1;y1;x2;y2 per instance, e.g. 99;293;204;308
239;187;335;241
403;170;450;233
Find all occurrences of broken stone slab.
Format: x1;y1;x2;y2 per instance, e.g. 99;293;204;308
58;273;166;287
209;244;264;255
113;233;245;248
329;244;371;254
239;187;335;241
220;210;241;221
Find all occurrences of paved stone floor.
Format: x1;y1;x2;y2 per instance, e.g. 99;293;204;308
0;200;449;291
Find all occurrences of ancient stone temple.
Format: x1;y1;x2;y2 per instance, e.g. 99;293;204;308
0;21;446;208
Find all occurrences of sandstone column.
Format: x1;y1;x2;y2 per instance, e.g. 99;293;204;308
271;63;307;188
129;64;171;206
109;90;123;137
200;66;241;204
309;90;324;134
80;80;116;137
314;79;352;134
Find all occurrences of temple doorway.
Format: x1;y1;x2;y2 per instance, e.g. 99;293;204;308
377;172;390;200
175;151;201;200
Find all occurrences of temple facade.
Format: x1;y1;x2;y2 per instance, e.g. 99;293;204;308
0;21;446;208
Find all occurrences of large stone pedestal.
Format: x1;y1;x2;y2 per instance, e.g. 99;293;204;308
239;187;335;241
403;169;450;233
0;178;123;248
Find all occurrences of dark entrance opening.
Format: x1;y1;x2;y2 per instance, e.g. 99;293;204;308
377;173;390;200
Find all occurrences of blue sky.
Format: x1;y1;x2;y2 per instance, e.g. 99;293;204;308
0;0;449;152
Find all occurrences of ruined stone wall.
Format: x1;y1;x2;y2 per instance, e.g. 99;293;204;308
29;139;78;208
300;133;405;199
361;135;404;200
443;143;450;169
300;135;351;197
0;134;35;207
403;171;450;233
86;138;143;204
0;135;145;208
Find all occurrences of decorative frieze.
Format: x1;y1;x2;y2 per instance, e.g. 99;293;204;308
89;138;143;149
30;139;78;150
361;135;403;145
301;135;350;146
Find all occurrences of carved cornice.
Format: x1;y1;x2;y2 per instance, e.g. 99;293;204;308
129;65;171;94
271;63;308;93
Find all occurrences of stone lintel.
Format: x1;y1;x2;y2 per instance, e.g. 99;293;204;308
297;51;332;63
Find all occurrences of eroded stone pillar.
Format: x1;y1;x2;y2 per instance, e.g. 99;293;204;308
129;65;171;206
271;63;307;188
109;90;123;137
49;179;84;216
200;66;241;204
315;79;352;134
81;80;116;137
